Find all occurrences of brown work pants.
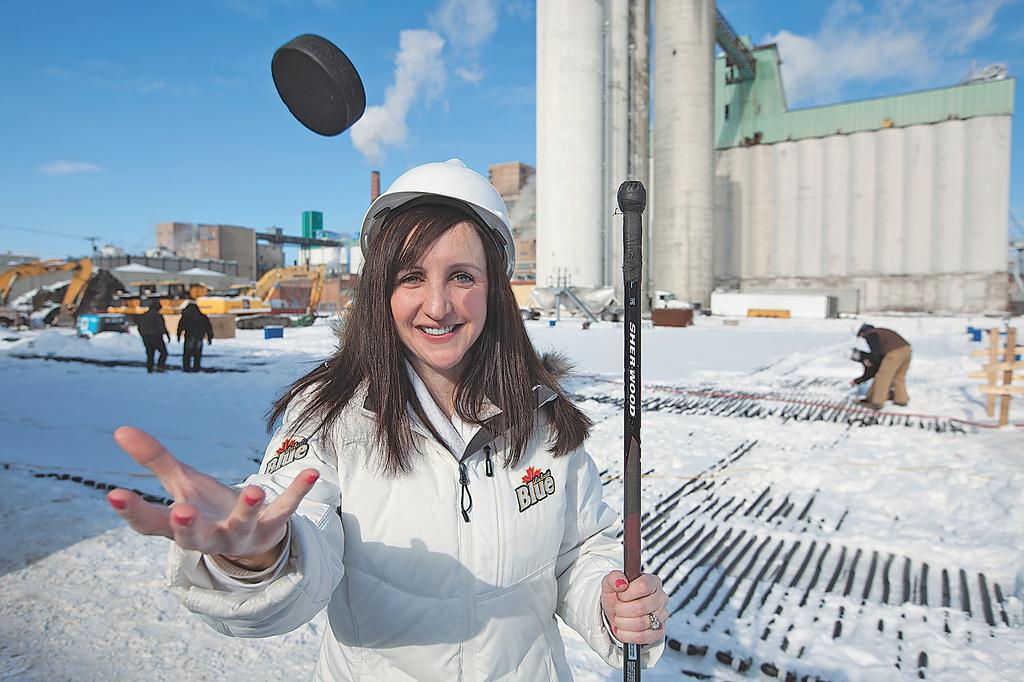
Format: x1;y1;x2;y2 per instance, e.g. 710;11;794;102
868;345;912;405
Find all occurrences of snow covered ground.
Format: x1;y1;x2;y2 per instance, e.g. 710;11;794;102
1;314;1022;681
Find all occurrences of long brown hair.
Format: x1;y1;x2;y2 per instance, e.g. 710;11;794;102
267;201;591;475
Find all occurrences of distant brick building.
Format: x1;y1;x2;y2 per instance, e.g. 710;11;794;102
156;222;269;280
256;243;285;278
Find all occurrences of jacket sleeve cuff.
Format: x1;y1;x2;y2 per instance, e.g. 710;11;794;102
165;514;340;637
202;524;292;591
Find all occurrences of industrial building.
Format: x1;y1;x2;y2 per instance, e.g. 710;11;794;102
536;0;1015;313
156;218;369;280
296;210;363;275
299;214;363;276
712;46;1013;313
156;222;281;280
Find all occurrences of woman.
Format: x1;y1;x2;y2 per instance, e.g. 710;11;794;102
108;159;668;680
176;302;214;372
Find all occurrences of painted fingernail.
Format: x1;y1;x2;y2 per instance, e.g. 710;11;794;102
243;491;262;506
613;626;618;634
615;579;628;588
306;471;320;485
173;514;193;526
107;495;126;510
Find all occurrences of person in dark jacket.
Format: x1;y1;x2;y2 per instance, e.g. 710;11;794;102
176;302;214;372
853;323;911;409
136;302;169;373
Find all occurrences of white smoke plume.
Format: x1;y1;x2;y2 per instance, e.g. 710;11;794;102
350;29;446;164
508;174;535;232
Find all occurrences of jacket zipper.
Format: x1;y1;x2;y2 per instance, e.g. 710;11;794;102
459;462;473;522
455;457;475;680
459;445;493;522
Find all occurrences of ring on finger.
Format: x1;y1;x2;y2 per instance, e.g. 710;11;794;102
648;613;662;631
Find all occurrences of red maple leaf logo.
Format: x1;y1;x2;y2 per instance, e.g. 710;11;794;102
522;466;542;484
275;438;300;455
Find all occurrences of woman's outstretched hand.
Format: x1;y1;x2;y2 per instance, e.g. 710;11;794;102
601;570;668;646
107;426;319;570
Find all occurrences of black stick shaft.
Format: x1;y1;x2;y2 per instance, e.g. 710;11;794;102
618;180;646;682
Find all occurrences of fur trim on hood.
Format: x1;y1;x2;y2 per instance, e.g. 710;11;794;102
540;351;575;381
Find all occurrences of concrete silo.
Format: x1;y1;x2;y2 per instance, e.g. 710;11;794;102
536;0;643;291
536;0;605;288
534;1;1014;314
604;0;630;289
651;0;716;306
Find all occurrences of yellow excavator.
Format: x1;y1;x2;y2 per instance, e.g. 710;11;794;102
197;264;324;327
0;257;93;326
106;281;211;316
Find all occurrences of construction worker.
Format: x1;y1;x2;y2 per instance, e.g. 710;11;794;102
177;302;214;372
853;323;911;409
136;302;169;373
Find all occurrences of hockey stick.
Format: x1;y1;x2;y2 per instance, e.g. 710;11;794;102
618;180;647;681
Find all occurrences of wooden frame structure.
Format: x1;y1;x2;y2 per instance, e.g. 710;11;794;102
970;327;1021;426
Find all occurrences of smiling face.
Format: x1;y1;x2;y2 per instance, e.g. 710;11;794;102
390;220;489;389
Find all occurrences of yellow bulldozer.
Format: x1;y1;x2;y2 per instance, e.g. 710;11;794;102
0;257;93;326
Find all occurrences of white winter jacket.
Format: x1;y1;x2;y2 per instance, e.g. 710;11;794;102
167;378;664;680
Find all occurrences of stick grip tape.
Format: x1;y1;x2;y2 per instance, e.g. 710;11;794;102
617;181;646;282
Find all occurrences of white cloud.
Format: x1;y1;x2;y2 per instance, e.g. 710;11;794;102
350;30;447;164
350;0;502;162
137;80;170;94
926;0;1007;53
42;60;196;97
766;0;1009;106
504;1;533;21
767;27;931;105
455;66;485;84
430;0;499;83
431;0;499;52
38;161;104;176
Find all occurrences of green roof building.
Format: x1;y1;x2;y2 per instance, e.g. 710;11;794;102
708;43;1014;312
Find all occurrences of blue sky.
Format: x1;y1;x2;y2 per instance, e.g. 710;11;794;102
1;0;1022;260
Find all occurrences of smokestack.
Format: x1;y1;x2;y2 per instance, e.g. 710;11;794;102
371;171;381;201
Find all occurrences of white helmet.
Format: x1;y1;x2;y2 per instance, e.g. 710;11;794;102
359;159;515;278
